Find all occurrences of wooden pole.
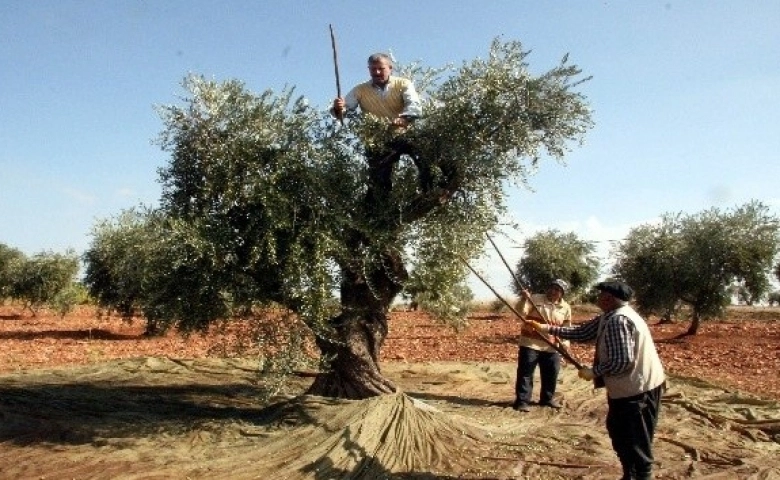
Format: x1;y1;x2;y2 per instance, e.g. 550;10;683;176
485;233;578;362
486;233;546;321
458;254;583;369
329;24;343;124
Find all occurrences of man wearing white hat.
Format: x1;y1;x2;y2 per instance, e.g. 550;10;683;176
514;279;572;412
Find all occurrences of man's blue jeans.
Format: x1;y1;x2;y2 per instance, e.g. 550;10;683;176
515;346;560;406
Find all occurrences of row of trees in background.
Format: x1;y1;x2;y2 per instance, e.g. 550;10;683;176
3;200;779;335
0;244;84;317
3;200;779;328
513;201;780;335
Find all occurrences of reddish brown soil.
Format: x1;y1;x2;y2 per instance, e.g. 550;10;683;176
1;304;779;479
1;304;779;400
385;306;780;401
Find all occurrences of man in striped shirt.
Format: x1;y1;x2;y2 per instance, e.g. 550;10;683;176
528;280;666;480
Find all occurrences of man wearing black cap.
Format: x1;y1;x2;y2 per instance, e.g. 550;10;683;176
528;280;666;480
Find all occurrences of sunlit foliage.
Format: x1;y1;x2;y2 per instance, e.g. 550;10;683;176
614;201;780;334
84;38;593;346
513;229;600;300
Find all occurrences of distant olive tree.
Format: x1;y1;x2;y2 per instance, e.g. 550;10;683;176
611;221;682;323
513;229;600;301
0;243;26;302
82;208;174;334
614;201;780;335
50;281;91;318
8;250;80;316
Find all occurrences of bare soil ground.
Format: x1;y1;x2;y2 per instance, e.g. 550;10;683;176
1;305;779;479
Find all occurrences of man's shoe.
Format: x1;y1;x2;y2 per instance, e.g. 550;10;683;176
513;403;531;412
540;399;562;409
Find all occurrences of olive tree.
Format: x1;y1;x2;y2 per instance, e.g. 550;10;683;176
513;229;600;300
0;243;26;302
611;220;682;323
93;39;592;399
614;201;780;334
83;208;169;333
8;250;80;316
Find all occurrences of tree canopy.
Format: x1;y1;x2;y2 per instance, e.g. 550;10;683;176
613;201;780;334
0;244;79;316
0;243;25;300
83;38;593;398
512;229;600;300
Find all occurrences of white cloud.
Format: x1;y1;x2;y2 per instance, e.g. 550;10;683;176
115;187;136;198
61;187;96;205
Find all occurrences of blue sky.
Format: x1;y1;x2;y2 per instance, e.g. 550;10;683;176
2;1;779;299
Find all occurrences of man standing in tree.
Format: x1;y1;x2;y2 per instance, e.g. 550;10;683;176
528;280;666;480
332;52;431;194
514;279;571;412
331;52;422;127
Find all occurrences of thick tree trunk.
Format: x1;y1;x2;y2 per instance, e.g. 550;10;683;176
306;276;401;398
307;311;396;399
306;246;405;399
686;313;701;335
306;138;426;399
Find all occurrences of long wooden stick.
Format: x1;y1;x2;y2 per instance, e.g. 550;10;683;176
458;255;583;369
485;233;578;363
486;233;547;322
329;24;343;124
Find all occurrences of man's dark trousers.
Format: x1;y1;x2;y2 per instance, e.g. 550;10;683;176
606;384;664;480
515;346;560;406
